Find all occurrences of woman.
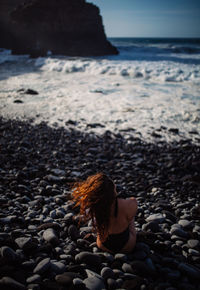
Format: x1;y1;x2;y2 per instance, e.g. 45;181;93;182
72;172;137;253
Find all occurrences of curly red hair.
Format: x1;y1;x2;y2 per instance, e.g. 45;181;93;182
72;172;116;240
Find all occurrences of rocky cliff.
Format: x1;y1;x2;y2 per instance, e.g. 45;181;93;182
0;0;118;57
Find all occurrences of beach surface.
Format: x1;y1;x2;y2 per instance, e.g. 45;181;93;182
0;117;200;289
0;38;200;289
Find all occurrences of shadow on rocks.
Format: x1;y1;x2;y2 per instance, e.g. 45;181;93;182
0;117;200;290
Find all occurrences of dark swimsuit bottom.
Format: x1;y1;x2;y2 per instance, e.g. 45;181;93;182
102;198;130;252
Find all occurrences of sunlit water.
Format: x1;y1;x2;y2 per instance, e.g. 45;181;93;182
0;38;200;142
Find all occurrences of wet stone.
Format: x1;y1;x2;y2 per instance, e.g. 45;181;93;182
122;263;134;274
83;277;105;290
75;251;101;267
170;228;189;238
14;99;24;104
22;260;36;270
0;246;18;262
146;213;165;223
27;284;40;290
114;253;128;262
73;278;85;289
0;276;26;290
188;249;200;256
122;276;143;290
59;254;74;262
26;274;41;284
15;237;34;250
103;252;114;263
63;213;74;224
43;228;58;245
178;262;200;280
64;243;76;255
85;269;103;281
176;240;184;247
163;211;177;223
25;89;39;95
178;219;193;229
142;221;161;232
68;225;80;240
187;239;199;249
33;258;51;274
130;260;152;276
55;272;76;286
50;261;66;274
100;267;115;279
107;278;118;289
0;216;17;224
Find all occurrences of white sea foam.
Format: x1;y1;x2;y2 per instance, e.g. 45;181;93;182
34;57;200;84
0;40;200;143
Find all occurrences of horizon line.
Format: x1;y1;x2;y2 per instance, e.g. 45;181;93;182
107;36;200;39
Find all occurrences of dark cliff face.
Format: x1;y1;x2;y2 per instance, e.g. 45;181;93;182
0;0;118;57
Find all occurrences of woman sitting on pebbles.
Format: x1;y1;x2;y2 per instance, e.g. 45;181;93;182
72;172;138;253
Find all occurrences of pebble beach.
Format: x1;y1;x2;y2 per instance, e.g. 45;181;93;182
0;117;200;290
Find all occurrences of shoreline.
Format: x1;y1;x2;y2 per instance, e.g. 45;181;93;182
0;111;200;146
1;47;200;147
0;117;200;289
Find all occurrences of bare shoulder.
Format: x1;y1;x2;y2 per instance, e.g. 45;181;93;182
120;197;138;220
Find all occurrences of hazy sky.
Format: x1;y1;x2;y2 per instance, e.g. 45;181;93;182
88;0;200;38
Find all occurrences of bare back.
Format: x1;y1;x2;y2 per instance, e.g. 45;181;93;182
108;198;136;233
97;197;138;253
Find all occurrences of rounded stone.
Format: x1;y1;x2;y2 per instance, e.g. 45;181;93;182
27;284;40;290
0;246;18;262
0;276;26;290
146;213;165;223
122;263;134;274
178;219;193;229
142;221;160;232
187;239;199;249
83;277;105;290
188;249;200;256
33;258;51;274
55;274;72;286
50;261;66;274
43;228;58;245
75;251;101;266
131;261;152;276
114;253;128;262
55;272;82;286
15;237;33;250
178;262;200;280
73;277;84;286
170;228;189;238
26;274;41;284
85;269;103;281
68;225;80;240
100;267;115;280
107;278;118;289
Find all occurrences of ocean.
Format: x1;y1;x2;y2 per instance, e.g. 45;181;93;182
0;37;200;143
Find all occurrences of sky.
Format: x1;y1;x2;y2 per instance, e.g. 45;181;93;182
88;0;200;38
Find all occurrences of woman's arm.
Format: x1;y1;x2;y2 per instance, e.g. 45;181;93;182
126;197;138;222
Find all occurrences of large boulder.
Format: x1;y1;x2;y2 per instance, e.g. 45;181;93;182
0;0;118;57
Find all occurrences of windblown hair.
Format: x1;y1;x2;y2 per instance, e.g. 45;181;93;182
72;173;116;240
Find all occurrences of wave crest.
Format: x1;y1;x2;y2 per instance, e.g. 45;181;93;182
34;57;200;83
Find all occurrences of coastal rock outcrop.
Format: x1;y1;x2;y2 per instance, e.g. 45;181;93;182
0;0;118;57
